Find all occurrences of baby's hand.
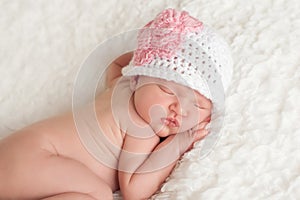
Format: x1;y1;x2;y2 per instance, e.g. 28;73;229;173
140;122;210;170
190;121;210;140
176;121;210;155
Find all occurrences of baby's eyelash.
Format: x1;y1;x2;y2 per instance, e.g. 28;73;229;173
194;104;205;109
159;86;174;95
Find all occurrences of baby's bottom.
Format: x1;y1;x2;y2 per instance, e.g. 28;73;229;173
1;151;113;200
35;154;113;200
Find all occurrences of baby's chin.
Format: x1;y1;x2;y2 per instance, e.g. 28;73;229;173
154;125;179;138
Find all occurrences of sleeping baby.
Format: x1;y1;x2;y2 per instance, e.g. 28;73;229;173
0;8;232;200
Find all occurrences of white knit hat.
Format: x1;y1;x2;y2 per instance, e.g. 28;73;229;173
122;8;233;104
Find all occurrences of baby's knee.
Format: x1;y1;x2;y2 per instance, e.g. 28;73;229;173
90;192;113;200
89;183;113;200
42;192;96;200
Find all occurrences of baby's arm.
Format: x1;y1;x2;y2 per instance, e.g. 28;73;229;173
118;134;171;200
106;52;133;88
118;123;208;200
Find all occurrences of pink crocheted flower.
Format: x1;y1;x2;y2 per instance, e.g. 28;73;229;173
134;9;203;66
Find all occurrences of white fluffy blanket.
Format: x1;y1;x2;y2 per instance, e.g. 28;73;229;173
1;0;299;199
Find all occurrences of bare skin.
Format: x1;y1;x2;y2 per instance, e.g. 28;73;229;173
0;53;133;200
0;52;211;200
0;92;121;199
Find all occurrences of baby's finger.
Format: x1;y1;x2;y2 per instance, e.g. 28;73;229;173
194;129;209;141
193;121;209;131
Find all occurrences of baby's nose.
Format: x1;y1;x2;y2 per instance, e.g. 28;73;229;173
169;102;188;117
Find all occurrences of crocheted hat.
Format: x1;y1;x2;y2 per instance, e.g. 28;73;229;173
122;8;233;103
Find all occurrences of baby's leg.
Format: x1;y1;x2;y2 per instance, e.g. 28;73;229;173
42;192;96;200
32;154;113;200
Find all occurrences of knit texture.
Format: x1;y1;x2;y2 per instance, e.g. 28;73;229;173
122;8;233;103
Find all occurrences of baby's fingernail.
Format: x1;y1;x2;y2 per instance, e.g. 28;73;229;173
199;130;209;137
199;122;208;129
202;130;210;137
205;123;211;130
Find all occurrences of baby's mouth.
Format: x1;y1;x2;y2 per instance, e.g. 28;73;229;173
161;117;179;127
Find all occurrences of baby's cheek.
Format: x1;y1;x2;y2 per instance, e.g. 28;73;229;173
191;108;203;121
179;109;202;132
135;98;152;121
148;104;167;125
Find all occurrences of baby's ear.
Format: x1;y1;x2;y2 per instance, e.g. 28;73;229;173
129;76;139;91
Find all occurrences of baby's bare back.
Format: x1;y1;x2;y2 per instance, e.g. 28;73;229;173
0;89;124;199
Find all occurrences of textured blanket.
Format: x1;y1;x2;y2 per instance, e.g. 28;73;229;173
1;0;299;199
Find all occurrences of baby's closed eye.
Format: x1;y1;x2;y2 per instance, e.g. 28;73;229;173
194;103;206;109
158;85;174;95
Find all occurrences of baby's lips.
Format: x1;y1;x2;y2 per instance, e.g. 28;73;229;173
161;117;179;127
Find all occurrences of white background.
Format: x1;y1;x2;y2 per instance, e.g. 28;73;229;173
0;0;299;199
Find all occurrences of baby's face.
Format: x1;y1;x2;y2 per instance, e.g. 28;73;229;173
132;76;212;137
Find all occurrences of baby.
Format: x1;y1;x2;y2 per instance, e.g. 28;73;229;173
0;9;232;200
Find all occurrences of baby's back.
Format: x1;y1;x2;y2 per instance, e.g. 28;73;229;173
0;88;125;199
